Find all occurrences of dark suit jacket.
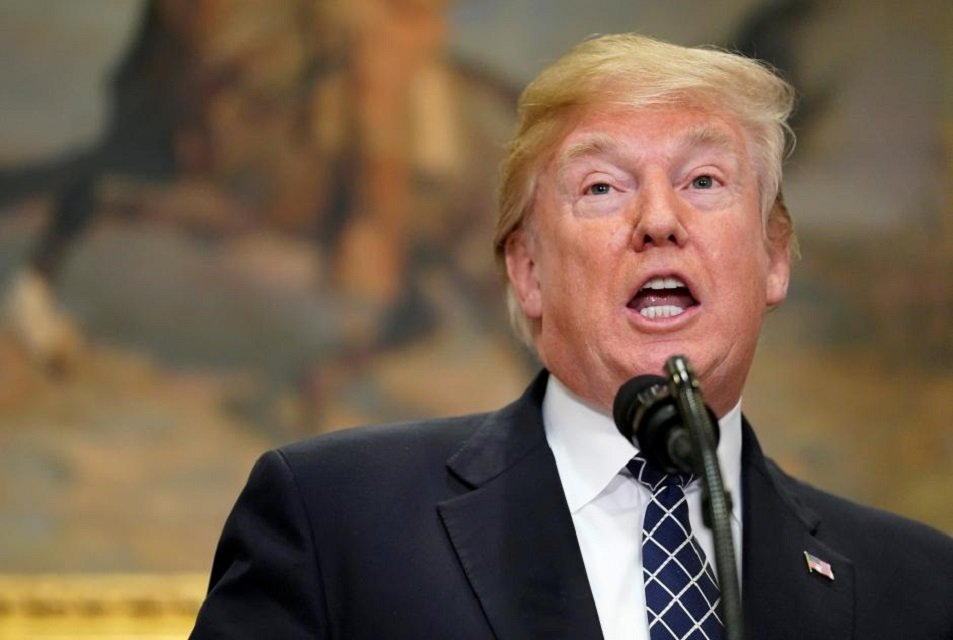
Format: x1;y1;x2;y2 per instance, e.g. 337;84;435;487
191;373;953;639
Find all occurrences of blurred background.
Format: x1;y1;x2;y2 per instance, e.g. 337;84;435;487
0;0;951;635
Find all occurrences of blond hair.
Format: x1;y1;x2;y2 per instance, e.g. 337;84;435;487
493;33;797;346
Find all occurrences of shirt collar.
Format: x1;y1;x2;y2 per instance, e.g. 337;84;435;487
542;374;743;520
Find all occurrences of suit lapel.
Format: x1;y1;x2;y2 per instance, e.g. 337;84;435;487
741;421;855;639
437;373;603;640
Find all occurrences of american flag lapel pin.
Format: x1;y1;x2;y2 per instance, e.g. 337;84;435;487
803;551;835;581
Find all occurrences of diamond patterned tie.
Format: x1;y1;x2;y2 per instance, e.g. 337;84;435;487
628;456;724;640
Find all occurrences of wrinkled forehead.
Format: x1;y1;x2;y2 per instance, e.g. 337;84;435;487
545;105;753;175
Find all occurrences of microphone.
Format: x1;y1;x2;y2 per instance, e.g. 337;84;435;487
612;373;720;476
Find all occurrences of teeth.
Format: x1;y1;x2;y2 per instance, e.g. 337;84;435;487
641;276;685;291
640;305;686;319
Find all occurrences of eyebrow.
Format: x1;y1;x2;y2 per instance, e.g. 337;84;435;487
559;133;621;166
555;122;743;171
678;123;741;154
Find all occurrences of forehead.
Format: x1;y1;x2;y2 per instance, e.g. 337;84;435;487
550;105;750;169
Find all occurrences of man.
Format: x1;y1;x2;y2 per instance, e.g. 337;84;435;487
191;34;953;639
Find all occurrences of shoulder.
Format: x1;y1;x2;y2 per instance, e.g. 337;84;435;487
269;371;550;492
749;457;953;637
280;412;484;469
248;413;489;507
745;426;953;566
780;461;952;551
767;459;953;581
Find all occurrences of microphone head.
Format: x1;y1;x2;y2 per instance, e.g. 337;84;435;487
612;374;666;443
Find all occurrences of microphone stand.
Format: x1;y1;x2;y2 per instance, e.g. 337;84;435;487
665;356;744;640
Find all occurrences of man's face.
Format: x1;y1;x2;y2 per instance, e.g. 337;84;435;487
505;105;790;416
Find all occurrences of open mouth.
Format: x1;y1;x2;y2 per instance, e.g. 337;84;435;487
628;275;699;319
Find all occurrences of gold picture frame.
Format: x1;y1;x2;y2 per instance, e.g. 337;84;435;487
0;574;205;639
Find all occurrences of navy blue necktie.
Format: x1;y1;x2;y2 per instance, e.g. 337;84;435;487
628;456;724;640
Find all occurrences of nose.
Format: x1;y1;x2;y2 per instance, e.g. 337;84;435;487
630;175;688;251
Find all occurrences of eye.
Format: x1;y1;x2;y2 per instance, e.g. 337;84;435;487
586;182;612;195
691;175;715;189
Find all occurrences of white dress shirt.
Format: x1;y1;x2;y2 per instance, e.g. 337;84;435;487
542;375;743;640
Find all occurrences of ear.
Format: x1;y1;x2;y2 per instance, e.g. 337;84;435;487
504;229;543;320
765;241;791;309
764;201;792;309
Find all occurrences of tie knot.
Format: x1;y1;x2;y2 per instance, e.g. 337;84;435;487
627;455;694;491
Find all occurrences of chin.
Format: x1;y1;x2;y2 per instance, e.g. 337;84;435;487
625;347;692;377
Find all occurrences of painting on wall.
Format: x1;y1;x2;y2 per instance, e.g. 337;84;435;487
0;0;950;634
